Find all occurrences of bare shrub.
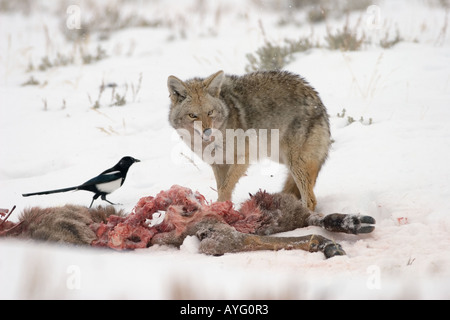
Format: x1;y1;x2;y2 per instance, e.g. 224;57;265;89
245;37;314;72
325;16;365;51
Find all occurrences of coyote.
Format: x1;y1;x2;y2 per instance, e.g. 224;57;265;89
168;70;330;210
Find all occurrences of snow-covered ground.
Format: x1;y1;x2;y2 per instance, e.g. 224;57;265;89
1;0;449;299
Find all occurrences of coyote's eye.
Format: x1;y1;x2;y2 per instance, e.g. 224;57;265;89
208;110;214;116
188;113;198;119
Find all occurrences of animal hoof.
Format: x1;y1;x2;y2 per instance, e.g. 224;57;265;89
321;214;376;234
358;215;376;234
323;242;346;259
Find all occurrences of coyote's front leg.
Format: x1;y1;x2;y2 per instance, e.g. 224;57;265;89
212;163;249;201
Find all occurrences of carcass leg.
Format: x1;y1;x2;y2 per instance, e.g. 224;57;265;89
308;213;376;235
196;222;345;259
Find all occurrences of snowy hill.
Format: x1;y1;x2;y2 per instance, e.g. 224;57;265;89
0;0;449;299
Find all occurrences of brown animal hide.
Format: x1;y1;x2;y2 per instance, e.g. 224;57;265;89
1;205;125;245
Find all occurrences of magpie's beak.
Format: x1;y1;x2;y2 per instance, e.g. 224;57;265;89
134;159;141;163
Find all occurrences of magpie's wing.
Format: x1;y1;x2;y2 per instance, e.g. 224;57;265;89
99;166;118;175
79;171;122;187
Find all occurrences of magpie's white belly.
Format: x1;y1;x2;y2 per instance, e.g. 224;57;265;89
97;179;122;193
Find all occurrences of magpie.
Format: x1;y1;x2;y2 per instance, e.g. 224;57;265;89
22;156;140;208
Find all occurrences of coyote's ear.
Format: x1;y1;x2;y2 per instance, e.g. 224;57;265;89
204;70;224;97
168;75;188;103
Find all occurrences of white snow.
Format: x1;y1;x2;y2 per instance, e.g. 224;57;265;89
1;0;450;299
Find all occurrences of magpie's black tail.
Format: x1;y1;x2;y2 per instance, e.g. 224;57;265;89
22;186;79;197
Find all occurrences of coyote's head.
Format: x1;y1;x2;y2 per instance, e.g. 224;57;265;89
167;71;229;141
